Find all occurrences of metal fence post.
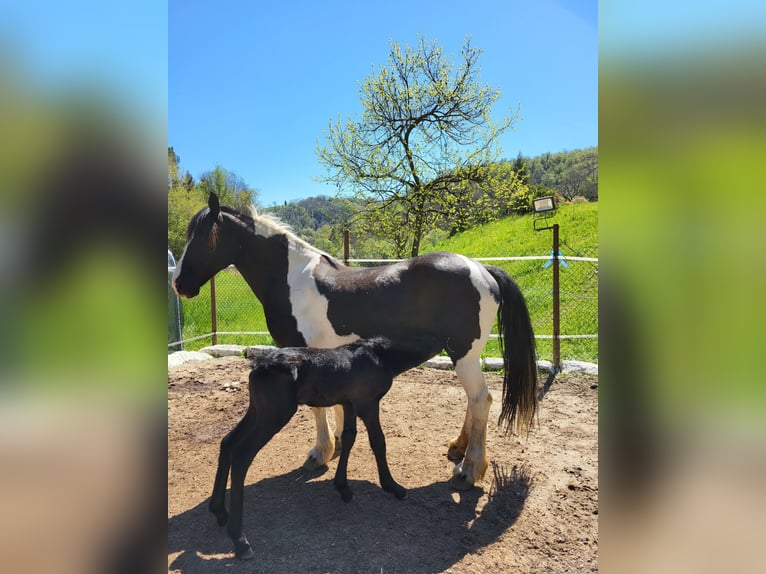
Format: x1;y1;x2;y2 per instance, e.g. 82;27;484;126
552;224;561;372
210;275;218;346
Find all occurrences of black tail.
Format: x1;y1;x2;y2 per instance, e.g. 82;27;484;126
485;265;538;434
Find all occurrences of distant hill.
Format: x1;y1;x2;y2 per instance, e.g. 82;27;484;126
269;149;597;233
266;195;358;231
521;146;598;202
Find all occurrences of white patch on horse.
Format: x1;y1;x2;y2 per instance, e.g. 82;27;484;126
285;243;359;348
457;255;499;357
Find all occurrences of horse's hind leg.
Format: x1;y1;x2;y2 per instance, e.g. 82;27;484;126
303;407;336;470
450;356;492;490
359;402;406;500
210;410;254;526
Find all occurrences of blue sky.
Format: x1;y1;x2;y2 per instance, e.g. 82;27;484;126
170;0;598;206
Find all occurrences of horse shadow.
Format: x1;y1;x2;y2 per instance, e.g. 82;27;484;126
168;462;531;573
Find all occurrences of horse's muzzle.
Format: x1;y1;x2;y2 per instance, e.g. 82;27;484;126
173;277;199;298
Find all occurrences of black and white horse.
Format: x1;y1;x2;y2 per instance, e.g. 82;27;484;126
211;336;442;559
172;193;538;489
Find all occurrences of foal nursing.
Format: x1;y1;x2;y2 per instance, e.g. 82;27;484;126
209;335;441;559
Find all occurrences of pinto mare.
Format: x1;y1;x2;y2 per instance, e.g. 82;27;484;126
211;336;442;559
172;193;538;489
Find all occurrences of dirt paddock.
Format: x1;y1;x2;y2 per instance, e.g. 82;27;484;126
168;356;598;573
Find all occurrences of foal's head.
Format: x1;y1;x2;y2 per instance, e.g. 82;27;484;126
172;193;243;298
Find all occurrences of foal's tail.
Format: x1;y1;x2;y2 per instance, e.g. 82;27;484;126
485;265;538;435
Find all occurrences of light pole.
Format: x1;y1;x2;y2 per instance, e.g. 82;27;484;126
533;196;561;373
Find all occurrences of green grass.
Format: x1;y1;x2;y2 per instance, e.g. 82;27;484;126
175;202;598;362
178;268;276;350
426;202;598;258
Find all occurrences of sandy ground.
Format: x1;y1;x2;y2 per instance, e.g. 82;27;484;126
168;356;598;573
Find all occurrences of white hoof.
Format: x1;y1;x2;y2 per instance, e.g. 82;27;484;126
303;442;333;470
449;461;477;491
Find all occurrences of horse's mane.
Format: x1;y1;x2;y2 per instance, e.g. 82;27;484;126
222;204;336;260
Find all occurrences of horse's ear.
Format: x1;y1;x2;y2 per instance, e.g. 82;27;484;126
209;192;221;218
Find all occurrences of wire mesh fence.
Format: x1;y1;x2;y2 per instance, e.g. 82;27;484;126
169;249;598;363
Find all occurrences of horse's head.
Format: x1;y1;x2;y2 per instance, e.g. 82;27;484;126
172;193;240;298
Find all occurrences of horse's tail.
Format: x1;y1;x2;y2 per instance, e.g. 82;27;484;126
484;265;538;435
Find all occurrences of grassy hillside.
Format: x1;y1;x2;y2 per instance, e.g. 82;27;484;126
426;201;598;257
176;202;598;363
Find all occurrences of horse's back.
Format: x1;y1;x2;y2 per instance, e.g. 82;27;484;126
310;252;498;360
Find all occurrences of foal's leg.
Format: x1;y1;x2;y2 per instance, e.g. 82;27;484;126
333;402;357;502
303;406;336;470
209;410;255;526
359;402;406;500
333;403;345;452
450;356;492;490
227;405;297;560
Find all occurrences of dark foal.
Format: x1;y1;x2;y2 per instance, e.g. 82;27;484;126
209;336;441;560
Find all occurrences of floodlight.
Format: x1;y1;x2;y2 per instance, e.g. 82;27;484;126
533;196;557;231
533;196;556;213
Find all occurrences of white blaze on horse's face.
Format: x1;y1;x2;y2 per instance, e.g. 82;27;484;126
170;239;189;298
172;227;209;298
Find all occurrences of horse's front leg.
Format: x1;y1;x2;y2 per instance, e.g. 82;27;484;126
450;357;492;490
303;406;336;470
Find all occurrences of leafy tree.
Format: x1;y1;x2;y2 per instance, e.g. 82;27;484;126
168;147;181;189
198;164;259;213
525;147;598;201
167;148;204;258
317;36;518;257
168;186;205;258
168;146;194;191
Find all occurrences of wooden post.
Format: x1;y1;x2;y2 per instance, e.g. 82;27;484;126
552;224;561;372
343;229;350;266
210;275;218;346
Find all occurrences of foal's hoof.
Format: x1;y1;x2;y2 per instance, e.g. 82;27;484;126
385;484;407;500
335;482;353;502
234;537;254;560
211;508;228;527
